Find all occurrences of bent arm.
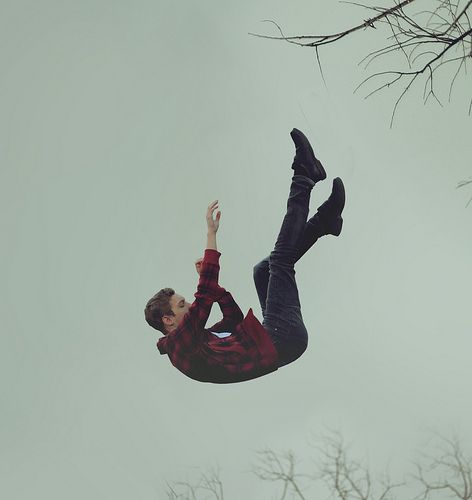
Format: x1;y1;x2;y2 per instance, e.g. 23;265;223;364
166;201;223;353
209;289;244;332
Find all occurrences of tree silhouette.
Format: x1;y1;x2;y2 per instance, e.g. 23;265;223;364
165;467;225;500
414;433;472;500
164;431;472;499
253;431;404;500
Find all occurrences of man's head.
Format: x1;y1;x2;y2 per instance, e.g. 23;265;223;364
144;288;191;334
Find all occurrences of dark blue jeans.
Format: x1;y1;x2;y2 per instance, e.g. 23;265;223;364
254;174;321;367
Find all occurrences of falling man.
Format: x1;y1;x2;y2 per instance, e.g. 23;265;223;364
144;129;345;383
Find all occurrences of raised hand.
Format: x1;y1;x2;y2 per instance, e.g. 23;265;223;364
206;199;221;234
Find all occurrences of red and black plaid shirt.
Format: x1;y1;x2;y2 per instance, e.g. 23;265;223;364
157;249;279;383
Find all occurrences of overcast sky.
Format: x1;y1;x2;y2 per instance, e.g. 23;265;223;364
1;1;471;498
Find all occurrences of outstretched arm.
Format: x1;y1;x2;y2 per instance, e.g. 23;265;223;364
181;200;223;333
164;201;224;355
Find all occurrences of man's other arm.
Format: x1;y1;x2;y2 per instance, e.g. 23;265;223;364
209;289;244;332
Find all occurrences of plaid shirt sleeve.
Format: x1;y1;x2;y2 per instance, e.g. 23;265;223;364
165;249;226;355
208;290;244;332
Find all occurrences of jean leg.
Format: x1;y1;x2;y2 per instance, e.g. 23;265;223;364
295;218;324;261
253;216;324;318
262;175;315;366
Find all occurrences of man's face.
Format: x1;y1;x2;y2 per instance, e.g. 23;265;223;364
164;293;191;333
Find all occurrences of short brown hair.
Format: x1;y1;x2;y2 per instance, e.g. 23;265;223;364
144;287;175;334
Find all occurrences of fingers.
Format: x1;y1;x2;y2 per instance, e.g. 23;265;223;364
207;199;219;215
206;200;221;219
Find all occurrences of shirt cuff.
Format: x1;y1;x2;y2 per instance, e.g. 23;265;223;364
204;248;221;264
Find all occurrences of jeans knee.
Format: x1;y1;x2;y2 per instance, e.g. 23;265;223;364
265;320;308;366
253;259;269;279
269;249;296;268
276;331;308;367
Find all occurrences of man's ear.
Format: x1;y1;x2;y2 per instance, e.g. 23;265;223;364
162;314;173;327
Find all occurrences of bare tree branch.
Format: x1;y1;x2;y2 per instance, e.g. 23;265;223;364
456;176;472;206
249;0;472;126
413;433;472;500
165;468;225;500
309;430;405;500
253;448;310;500
164;431;472;498
249;0;417;46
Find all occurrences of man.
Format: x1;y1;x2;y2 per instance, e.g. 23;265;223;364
144;129;345;383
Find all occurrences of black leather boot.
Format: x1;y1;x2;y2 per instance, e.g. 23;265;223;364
315;177;345;236
290;128;327;183
294;177;345;262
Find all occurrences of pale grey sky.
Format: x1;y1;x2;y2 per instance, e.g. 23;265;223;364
1;1;471;498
